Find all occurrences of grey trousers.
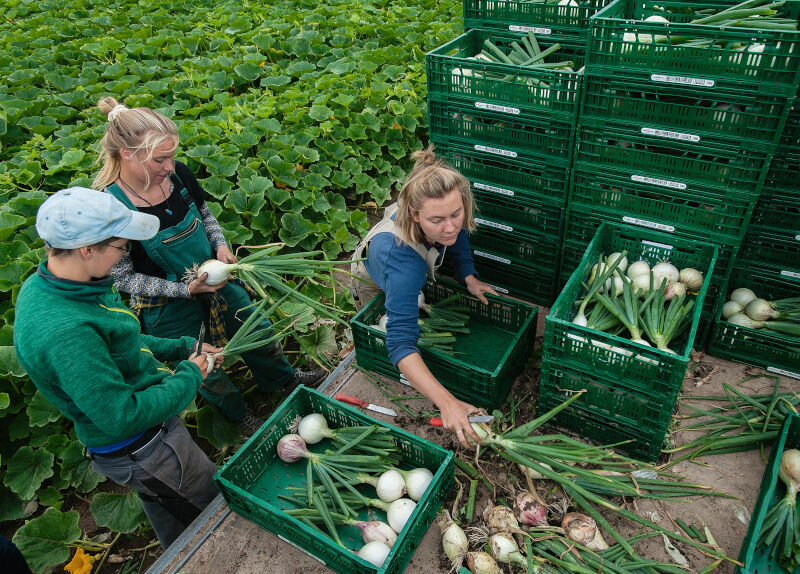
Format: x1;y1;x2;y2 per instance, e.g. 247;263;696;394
90;416;218;548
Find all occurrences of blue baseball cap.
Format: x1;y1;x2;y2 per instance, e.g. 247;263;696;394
36;187;160;249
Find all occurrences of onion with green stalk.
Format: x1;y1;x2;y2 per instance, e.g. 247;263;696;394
594;270;661;348
758;448;800;571
726;313;800;339
639;273;696;354
744;297;800;322
573;251;629;326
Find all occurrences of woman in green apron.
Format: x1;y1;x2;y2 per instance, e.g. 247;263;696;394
92;97;324;422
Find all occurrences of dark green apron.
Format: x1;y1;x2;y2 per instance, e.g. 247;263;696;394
108;180;293;420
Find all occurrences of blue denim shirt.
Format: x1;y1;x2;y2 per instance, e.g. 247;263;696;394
365;228;477;365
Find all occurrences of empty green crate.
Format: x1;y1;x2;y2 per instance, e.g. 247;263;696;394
707;263;800;379
575;120;774;192
537;393;666;461
471;217;562;261
588;0;800;95
214;386;454;574
568;164;757;242
474;186;565;234
427;29;585;121
351;280;538;409
580;71;793;144
750;186;800;231
779;96;800;147
436;140;571;202
539;359;681;429
740;225;800;270
546;222;718;398
736;413;800;573
428;98;575;162
464;0;612;38
765;150;800;190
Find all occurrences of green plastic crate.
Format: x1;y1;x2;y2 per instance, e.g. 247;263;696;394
779;94;800;147
351;280;538;409
436;140;571;202
588;0;800;95
474;185;565;235
575;120;775;192
579;71;793;144
750;186;800;231
546;222;719;397
708;262;800;380
471;216;562;262
464;0;612;39
428;97;575;163
568;163;757;242
426;29;585;121
214;386;454;574
765;150;800;191
537;393;665;461
739;225;800;271
736;413;800;573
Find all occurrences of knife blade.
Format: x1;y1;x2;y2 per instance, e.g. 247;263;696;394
429;414;494;427
335;394;397;417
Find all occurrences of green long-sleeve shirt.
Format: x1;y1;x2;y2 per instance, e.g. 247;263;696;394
13;262;202;448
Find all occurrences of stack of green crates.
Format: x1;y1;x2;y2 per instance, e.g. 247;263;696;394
541;222;719;461
426;29;585;305
707;93;800;380
563;0;800;347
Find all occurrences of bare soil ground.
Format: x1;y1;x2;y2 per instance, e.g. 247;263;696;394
149;316;799;574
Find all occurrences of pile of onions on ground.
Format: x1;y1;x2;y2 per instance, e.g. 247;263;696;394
721;287;800;339
571;251;706;354
277;412;436;567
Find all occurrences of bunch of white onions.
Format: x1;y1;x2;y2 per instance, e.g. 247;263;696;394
722;286;800;338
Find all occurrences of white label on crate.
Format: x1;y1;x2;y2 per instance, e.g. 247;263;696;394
475;217;514;232
278;536;327;565
474;250;511;264
767;366;800;380
487;283;510;294
642;239;674;251
398;374;413;387
631;174;687;190
474;181;516;197
476;101;521;115
475;144;518;158
782;269;800;279
795;234;800;241
650;73;715;87
509;25;552;34
623;216;676;233
641;127;701;142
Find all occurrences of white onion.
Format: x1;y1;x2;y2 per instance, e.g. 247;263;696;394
376;469;406;502
730;288;757;307
606;252;628;273
402;468;433;501
375;314;388;331
387;498;416;533
562;512;609;550
437;510;468;572
632;273;652;298
588;262;607;284
355;520;397;548
664;281;686;301
296;413;333;445
276;434;309;463
601;272;625;297
652;261;679;285
357;541;390;567
197;259;238;285
489;532;528;569
745;298;775;322
466;551;503;574
483;504;519;532
727;313;763;329
678;267;704;291
722;300;743;319
627;260;650;279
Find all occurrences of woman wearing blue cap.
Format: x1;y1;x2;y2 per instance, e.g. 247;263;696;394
14;188;223;548
91;97;324;424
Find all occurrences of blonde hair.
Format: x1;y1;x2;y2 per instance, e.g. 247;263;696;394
394;146;475;245
92;97;179;190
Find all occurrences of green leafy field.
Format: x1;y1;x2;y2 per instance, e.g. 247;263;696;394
0;0;460;569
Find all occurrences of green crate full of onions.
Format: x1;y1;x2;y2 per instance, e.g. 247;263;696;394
544;222;719;399
214;386;453;574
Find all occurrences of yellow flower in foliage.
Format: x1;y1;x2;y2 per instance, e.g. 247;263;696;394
65;547;95;574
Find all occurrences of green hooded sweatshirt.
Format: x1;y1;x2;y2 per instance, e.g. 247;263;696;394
14;262;202;448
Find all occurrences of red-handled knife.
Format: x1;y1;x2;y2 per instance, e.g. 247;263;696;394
335;394;397;417
430;414;494;427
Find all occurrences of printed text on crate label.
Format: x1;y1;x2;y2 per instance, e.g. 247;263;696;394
474;182;515;196
631;174;687;190
475;144;517;158
623;216;676;233
641;127;700;142
509;25;551;34
487;283;509;294
782;270;800;279
768;366;800;381
474;250;511;264
650;74;715;87
475;218;513;232
476;101;520;115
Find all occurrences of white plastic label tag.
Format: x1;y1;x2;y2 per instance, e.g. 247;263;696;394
509;25;552;34
474;182;515;197
631;174;687;190
767;366;800;380
650;74;715;87
623;216;676;233
641;127;700;142
642;240;674;250
475;144;517;158
476;101;520;115
475;218;513;232
781;270;800;279
474;250;511;264
487;283;509;294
